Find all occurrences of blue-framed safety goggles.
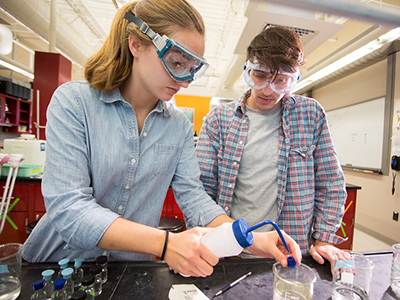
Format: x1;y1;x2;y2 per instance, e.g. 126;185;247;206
244;60;300;94
124;12;209;83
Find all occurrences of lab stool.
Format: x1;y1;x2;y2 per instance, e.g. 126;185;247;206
158;216;185;233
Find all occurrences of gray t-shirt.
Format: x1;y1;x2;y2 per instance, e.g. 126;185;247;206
231;102;281;233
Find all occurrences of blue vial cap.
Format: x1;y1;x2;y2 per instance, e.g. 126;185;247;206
53;278;66;290
41;269;55;281
287;256;296;268
61;267;74;279
32;279;45;291
74;258;84;267
232;219;254;248
58;258;69;269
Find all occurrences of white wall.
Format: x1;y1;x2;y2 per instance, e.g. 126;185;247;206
313;58;400;244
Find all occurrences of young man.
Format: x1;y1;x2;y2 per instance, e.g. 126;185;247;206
196;26;346;269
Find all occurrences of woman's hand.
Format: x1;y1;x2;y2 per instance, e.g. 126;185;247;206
247;231;302;266
164;227;219;277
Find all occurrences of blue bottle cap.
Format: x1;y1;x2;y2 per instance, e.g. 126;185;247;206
232;219;254;248
41;269;55;281
287;256;296;268
74;258;84;267
61;267;74;279
53;278;66;290
32;279;45;291
58;258;69;269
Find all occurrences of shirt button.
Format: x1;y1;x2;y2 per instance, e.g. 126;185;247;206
225;207;229;211
131;158;136;164
125;185;130;190
118;205;123;211
228;184;233;188
239;141;243;144
143;132;147;137
233;162;237;166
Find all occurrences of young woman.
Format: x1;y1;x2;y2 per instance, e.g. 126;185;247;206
22;0;301;277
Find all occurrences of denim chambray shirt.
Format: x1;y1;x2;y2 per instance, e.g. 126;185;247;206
22;81;225;263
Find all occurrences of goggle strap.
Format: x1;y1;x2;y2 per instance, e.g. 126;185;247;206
124;12;161;45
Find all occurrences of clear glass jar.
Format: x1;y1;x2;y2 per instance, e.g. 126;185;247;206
51;278;66;300
41;269;55;299
61;267;74;299
79;275;95;300
71;290;86;300
72;258;84;289
95;256;108;284
30;279;48;300
89;265;103;296
57;258;69;279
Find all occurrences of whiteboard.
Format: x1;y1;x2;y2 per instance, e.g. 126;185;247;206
326;97;387;174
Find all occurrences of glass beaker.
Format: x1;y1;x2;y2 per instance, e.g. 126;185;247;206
391;243;400;294
0;243;23;300
273;262;316;300
332;250;374;300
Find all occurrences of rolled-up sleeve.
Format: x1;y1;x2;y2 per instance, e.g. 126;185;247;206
43;84;119;250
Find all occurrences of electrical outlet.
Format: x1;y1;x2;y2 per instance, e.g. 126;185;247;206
393;211;399;221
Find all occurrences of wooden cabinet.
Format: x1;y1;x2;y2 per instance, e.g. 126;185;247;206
0;179;43;244
336;185;361;250
0;93;32;133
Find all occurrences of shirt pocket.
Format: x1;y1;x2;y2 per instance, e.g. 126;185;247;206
290;145;316;158
288;144;316;178
152;143;181;177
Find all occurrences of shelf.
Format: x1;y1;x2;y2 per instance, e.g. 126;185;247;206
0;93;32;133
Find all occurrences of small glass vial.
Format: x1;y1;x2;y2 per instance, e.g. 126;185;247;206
58;258;70;278
71;290;86;300
41;269;55;299
72;258;84;289
52;278;66;300
95;255;108;284
79;274;95;300
61;267;74;299
31;279;48;300
89;265;103;296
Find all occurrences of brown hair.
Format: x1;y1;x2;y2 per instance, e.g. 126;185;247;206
84;0;205;91
247;26;305;74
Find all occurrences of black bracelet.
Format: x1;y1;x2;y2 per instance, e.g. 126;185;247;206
160;230;169;261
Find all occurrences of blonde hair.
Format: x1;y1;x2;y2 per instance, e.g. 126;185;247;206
84;0;205;91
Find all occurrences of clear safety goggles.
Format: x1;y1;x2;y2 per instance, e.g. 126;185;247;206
124;12;209;83
243;61;300;94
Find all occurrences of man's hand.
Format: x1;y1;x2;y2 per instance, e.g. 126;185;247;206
309;240;338;273
247;231;302;267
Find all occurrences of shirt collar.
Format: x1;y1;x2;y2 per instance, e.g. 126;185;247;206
99;88;172;117
235;89;297;114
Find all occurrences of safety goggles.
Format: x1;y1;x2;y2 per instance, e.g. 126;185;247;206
124;12;209;83
243;60;300;94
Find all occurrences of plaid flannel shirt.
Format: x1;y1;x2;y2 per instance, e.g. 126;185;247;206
196;90;347;253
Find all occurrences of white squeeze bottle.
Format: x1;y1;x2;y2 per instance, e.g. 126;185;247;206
200;219;254;258
201;219;291;258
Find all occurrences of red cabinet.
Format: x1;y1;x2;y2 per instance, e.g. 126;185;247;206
336;185;361;250
0;181;359;248
0;179;43;245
